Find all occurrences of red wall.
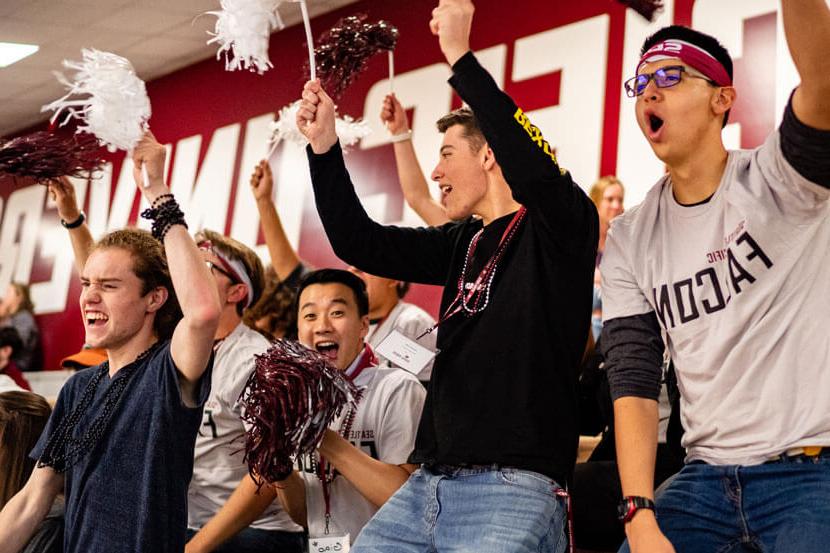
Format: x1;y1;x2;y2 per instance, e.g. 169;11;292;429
0;0;790;369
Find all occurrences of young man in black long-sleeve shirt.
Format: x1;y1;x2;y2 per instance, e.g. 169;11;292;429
296;1;597;550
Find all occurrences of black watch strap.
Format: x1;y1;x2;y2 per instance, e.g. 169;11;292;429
617;495;655;523
61;211;86;229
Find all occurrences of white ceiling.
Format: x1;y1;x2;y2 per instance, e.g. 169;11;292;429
0;0;359;137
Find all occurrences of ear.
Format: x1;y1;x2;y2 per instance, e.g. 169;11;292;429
481;144;497;171
712;86;737;118
145;286;169;314
226;283;249;307
359;314;370;340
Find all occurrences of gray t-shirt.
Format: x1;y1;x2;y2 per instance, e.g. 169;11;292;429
188;322;301;532
602;130;830;465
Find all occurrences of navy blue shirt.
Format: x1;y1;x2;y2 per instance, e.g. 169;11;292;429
31;341;211;553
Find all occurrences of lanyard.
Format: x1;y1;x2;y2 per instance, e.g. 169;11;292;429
317;346;374;534
418;207;527;339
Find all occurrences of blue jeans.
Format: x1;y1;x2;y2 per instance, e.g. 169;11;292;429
186;527;305;553
620;453;830;553
353;464;568;553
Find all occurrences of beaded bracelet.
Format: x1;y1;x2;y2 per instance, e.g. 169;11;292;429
140;196;188;241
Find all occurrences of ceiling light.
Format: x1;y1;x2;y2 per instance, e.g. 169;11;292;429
0;42;39;68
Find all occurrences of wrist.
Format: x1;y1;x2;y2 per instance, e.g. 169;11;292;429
310;136;338;155
390;130;412;143
445;46;470;67
625;508;659;535
60;211;85;229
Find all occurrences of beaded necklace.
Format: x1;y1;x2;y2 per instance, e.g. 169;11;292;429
418;207;527;339
37;343;159;473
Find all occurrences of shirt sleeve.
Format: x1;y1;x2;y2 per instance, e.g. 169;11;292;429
601;312;664;402
161;343;213;411
375;375;426;465
448;52;598;257
30;377;72;461
308;142;458;285
779;92;830;190
599;222;653;321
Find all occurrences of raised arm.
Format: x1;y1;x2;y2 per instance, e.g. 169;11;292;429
0;466;64;553
47;176;94;274
430;0;597;250
783;0;830;130
380;94;449;227
186;474;281;553
296;81;455;284
131;132;221;401
250;160;302;281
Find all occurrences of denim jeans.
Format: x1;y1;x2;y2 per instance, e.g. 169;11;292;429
352;464;568;553
620;452;830;553
185;527;306;553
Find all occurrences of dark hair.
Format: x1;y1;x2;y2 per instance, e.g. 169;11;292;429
641;25;733;127
436;107;486;153
0;328;22;356
195;229;266;317
0;391;51;509
244;266;300;340
92;228;182;340
297;269;369;317
396;281;411;299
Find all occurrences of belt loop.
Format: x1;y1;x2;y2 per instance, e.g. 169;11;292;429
555;486;574;553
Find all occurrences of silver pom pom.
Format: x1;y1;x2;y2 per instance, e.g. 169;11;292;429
266;100;371;155
41;49;151;152
207;0;285;74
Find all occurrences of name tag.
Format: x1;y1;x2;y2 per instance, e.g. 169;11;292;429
375;330;437;376
308;534;350;553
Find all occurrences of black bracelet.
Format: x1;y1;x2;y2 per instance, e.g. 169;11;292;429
140;197;187;241
61;211;86;229
151;193;174;209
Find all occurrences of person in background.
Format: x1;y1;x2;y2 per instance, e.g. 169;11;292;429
0;391;60;553
0;283;41;372
0;328;30;391
588;176;625;340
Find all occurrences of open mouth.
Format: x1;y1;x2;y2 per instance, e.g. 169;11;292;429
315;341;339;361
648;114;664;134
85;311;109;327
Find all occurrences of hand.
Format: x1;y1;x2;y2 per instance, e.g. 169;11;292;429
626;511;676;553
250;160;273;203
296;80;338;154
429;0;474;66
132;131;169;201
380;94;410;135
46;176;82;223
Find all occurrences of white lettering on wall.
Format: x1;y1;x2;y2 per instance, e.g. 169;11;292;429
0;184;46;294
513;14;610;190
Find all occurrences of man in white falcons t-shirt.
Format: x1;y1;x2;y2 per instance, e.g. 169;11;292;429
186;230;305;553
601;5;830;553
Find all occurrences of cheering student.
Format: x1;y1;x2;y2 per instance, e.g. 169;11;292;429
295;0;597;550
601;2;830;552
0;132;221;553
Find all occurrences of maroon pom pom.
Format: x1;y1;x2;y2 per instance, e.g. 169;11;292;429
310;14;399;99
240;340;361;486
617;0;664;22
0;131;104;181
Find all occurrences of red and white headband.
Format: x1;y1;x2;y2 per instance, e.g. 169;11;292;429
198;240;255;308
637;39;732;87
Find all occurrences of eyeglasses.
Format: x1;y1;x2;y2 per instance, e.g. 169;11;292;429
205;260;239;284
624;65;716;97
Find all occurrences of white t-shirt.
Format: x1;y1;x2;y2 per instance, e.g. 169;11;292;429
367;301;436;381
602;131;830;465
300;350;426;542
188;323;302;532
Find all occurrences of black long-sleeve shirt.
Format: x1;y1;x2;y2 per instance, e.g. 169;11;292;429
308;52;598;484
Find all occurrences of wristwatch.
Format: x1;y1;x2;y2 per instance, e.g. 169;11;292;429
617;496;655;523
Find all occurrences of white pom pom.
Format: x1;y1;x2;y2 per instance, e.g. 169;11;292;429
207;0;285;74
266;101;371;154
41;49;151;152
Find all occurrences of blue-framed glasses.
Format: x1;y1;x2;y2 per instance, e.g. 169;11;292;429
624;65;715;97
